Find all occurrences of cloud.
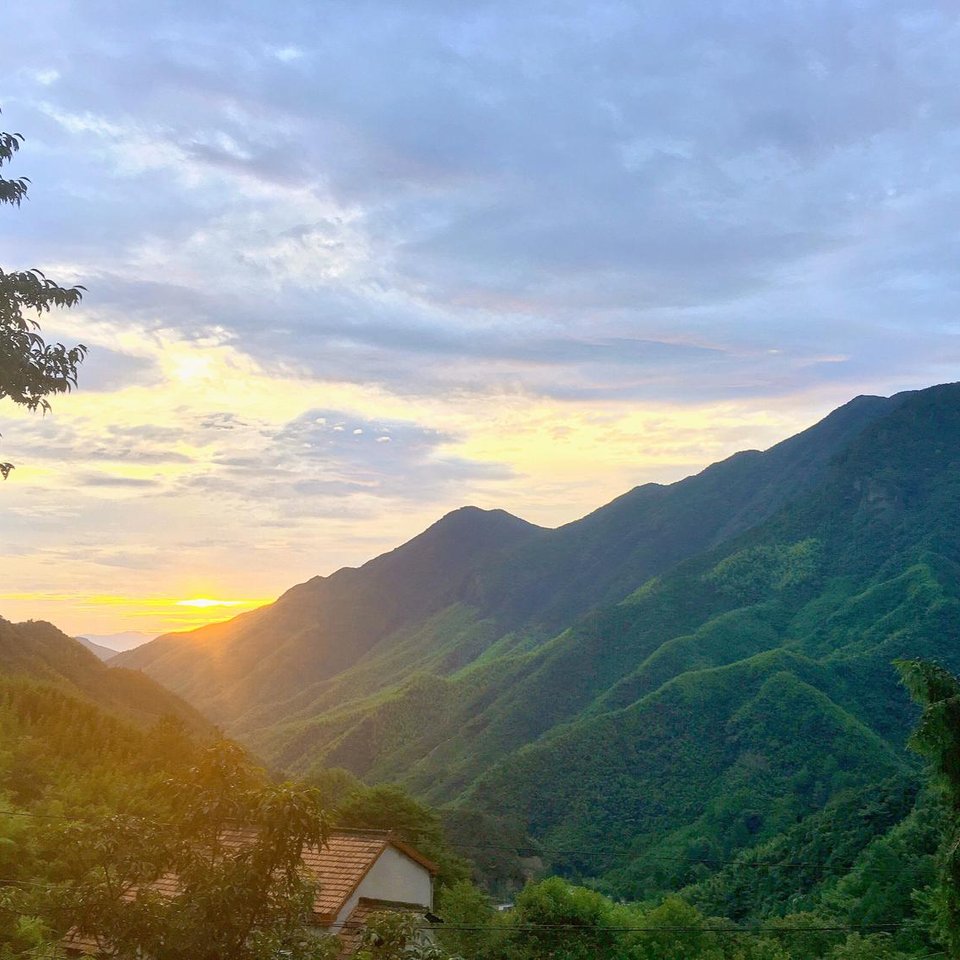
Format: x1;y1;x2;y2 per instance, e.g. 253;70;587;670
8;0;960;634
6;0;960;407
186;407;512;505
9;419;192;466
71;344;162;393
76;473;165;489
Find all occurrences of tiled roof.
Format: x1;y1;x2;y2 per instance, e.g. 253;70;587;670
213;826;435;921
335;897;431;959
121;871;181;901
302;829;437;921
303;831;391;921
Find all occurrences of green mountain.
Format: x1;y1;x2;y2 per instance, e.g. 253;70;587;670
118;382;960;897
0;617;209;730
118;391;893;726
115;506;543;722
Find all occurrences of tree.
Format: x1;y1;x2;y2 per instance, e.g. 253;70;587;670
895;658;960;955
0;114;86;478
34;738;337;960
504;877;623;960
334;784;470;888
619;896;726;960
435;880;499;960
354;911;459;960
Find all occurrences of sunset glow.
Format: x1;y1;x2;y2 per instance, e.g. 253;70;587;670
176;598;257;609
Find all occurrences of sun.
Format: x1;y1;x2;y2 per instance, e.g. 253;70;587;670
175;598;250;609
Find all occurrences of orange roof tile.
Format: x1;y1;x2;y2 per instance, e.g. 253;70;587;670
61;930;105;956
303;831;391;921
131;828;434;922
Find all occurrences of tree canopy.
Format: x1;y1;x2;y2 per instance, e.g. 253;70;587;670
30;737;337;960
895;657;960;955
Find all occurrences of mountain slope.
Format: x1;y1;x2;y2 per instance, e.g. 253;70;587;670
250;383;960;890
0;618;210;730
120;393;895;728
76;630;154;652
470;392;897;631
75;635;117;661
116;382;960;894
116;506;542;722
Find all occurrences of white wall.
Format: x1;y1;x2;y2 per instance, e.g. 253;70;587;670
331;846;433;929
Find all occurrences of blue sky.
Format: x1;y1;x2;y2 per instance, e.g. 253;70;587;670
2;0;960;634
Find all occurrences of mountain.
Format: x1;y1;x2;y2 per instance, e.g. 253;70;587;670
115;506;542;722
75;635;118;661
0;618;210;730
118;382;960;894
467;391;897;632
76;630;154;652
120;393;893;726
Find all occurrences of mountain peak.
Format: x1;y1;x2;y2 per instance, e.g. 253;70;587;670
429;505;541;535
362;504;542;574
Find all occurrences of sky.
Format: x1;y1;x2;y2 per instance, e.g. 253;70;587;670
3;0;960;637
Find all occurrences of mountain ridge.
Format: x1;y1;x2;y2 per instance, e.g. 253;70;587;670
115;381;960;894
115;505;543;721
119;389;900;726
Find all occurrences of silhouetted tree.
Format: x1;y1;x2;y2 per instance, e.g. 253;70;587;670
0;113;86;478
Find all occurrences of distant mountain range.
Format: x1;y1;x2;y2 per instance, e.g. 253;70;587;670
117;382;960;894
75;635;118;660
75;630;154;653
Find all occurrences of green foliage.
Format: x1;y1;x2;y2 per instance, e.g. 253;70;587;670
435;880;498;960
45;738;333;960
440;808;533;897
826;933;910;960
354;911;458;960
0;688;340;960
707;540;822;603
335;783;470;888
0;618;210;731
682;775;928;925
895;658;960;954
480;881;939;960
504;877;622;960
620;895;726;960
0;113;86;478
305;767;363;808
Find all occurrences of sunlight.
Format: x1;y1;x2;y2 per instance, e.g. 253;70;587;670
176;598;253;608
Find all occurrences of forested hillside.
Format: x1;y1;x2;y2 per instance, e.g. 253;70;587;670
118;383;960;907
0;627;472;956
0;618;208;730
120;390;896;725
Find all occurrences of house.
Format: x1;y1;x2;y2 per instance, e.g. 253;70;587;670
62;829;439;958
306;829;439;940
